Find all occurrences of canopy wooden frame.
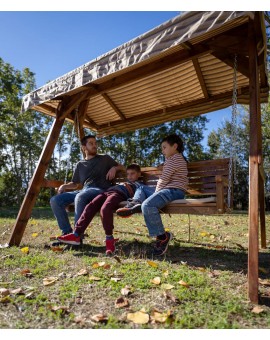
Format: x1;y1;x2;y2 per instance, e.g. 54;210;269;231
6;11;269;304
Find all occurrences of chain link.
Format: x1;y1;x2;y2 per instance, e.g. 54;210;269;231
228;54;238;209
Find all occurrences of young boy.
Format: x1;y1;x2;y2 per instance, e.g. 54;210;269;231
57;163;143;255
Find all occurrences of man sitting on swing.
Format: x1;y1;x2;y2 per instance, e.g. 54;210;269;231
50;135;125;241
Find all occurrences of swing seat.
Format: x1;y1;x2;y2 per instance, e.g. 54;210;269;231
42;158;231;215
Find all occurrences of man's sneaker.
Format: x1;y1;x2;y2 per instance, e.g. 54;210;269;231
51;230;73;246
153;231;173;256
116;200;142;217
105;238;119;255
57;233;81;246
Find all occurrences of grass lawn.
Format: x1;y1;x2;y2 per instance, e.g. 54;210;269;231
0;207;270;329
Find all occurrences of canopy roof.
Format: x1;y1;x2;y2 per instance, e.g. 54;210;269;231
22;11;269;136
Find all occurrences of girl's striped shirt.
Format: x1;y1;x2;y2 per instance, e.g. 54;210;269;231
156;153;188;192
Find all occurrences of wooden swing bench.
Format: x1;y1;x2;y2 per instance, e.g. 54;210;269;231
42;158;231;215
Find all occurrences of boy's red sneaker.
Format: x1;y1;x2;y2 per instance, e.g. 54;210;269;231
57;233;81;246
105;238;119;255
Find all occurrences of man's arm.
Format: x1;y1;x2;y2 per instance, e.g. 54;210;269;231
106;164;126;181
57;182;81;194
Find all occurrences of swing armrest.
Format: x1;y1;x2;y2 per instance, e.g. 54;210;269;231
41;179;82;191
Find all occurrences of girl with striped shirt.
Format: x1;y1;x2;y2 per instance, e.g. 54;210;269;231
117;134;188;256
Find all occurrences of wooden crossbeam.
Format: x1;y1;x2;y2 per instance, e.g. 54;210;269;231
102;93;126;120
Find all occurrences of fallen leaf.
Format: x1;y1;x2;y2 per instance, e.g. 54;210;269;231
49;305;69;314
10;288;24;295
20;269;33;277
31;233;39;238
161;283;174;290
115;297;129;308
20;247;29;254
147;260;158;268
0;288;10;297
121;286;132;296
89;275;101;281
51;246;64;252
43;277;58;286
91;313;108;323
150;277;161;285
25;292;34;299
111;277;122;282
162;270;169;277
151;311;169;323
178;280;190;288
200;232;210;237
251;306;265;314
76;269;88;276
92;262;107;268
127;311;150;324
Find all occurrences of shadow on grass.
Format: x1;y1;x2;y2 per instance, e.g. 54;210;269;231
69;237;270;279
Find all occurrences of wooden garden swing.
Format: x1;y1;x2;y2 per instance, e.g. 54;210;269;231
3;12;268;304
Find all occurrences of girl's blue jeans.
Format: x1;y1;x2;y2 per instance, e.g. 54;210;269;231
50;186;104;234
141;187;185;237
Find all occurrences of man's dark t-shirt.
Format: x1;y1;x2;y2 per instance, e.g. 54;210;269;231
71;155;118;189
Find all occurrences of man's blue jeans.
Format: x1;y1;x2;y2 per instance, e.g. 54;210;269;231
50;186;104;234
141;188;185;237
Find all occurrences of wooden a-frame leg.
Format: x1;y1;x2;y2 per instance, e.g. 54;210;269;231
8;116;65;246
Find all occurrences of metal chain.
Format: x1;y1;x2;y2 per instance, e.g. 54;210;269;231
228;54;238;209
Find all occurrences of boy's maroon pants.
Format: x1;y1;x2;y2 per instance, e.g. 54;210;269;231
74;190;126;236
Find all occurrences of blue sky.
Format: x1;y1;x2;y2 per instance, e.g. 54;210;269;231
1;3;267;147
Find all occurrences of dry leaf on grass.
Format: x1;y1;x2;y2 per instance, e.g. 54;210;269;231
91;313;108;323
127;311;149;324
113;255;121;263
151;310;173;323
49;305;69;314
92;262;110;269
89;275;101;281
147;260;158;268
31;233;39;238
121;286;132;296
76;269;88;276
178;280;190;288
51;246;64;252
20;247;29;254
115;297;129;308
43;277;58;286
150;277;161;285
10;288;24;295
111;277;122;282
161;283;174;290
162;270;169;277
251;306;265;314
20;269;33;277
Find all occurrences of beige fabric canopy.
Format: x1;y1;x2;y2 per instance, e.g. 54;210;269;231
21;11;269;136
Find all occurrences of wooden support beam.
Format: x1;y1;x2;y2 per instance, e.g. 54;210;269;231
192;58;209;99
8;114;65;246
248;19;261;304
102;93;126;120
58;90;92;120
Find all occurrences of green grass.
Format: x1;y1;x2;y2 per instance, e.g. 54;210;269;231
0;207;270;329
